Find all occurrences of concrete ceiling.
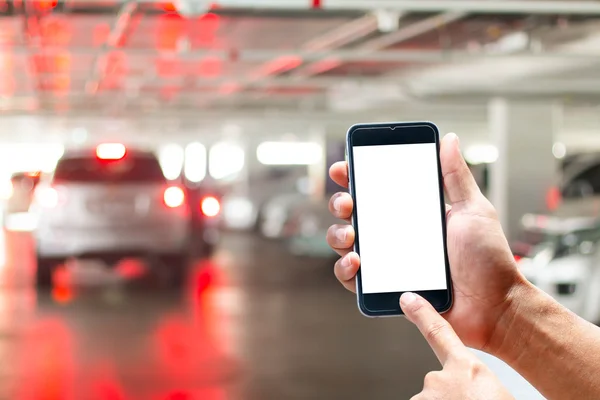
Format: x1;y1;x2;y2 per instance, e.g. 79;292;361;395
0;0;599;149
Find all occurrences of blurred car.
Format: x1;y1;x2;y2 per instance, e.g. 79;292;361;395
183;181;222;257
258;192;307;239
515;198;600;323
220;193;258;231
560;153;600;199
31;144;192;287
220;167;308;231
2;171;41;229
283;199;338;258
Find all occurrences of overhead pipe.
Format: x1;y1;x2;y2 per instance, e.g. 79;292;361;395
10;47;600;62
294;11;467;78
22;0;600;16
85;1;138;95
121;0;600;15
225;12;381;94
321;0;600;15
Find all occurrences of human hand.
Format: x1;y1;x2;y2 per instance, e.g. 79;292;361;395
401;292;514;400
326;132;527;352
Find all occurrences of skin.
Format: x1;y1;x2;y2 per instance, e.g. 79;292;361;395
326;132;600;399
401;292;513;400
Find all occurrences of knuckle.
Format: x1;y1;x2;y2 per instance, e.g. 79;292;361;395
450;353;486;376
423;371;441;386
424;321;449;343
468;360;487;377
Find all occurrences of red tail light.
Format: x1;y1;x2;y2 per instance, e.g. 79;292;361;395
514;254;522;262
35;187;60;208
200;196;220;217
164;186;185;208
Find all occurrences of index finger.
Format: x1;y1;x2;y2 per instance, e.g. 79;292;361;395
400;293;465;365
329;162;348;189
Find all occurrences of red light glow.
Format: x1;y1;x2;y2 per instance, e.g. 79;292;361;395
195;12;220;44
34;0;58;11
16;318;74;400
156;13;184;51
162;2;177;12
256;55;303;77
96;143;126;160
201;196;220;217
0;77;15;97
198;56;222;77
546;186;562;211
93;23;111;47
164;186;185;208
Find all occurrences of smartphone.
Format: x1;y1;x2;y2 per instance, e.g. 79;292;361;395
346;122;452;317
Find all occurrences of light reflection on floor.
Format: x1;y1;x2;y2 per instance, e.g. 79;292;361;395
0;230;540;399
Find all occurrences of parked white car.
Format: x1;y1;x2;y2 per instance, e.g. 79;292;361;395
515;198;600;323
31;144;192;287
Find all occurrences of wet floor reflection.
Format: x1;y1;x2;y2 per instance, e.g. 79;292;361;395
0;231;439;399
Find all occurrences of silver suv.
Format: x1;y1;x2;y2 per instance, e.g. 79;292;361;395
32;144;191;287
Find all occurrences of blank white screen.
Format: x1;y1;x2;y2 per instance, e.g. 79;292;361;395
353;143;447;294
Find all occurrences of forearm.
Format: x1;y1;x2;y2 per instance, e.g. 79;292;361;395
489;280;600;399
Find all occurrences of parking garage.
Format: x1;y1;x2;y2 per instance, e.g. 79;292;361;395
2;1;600;398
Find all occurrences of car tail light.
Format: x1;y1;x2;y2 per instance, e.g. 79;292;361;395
201;196;220;217
514;254;522;262
96;143;126;160
35;187;60;208
164;186;185;208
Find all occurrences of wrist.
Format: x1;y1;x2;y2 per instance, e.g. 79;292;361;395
483;274;542;360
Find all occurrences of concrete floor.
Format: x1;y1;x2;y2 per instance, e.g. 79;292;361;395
0;231;441;400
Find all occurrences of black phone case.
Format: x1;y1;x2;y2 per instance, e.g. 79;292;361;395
345;121;453;317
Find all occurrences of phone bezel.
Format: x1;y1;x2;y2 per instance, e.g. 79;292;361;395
346;121;453;317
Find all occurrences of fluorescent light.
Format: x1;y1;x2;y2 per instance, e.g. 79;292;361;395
553;142;567;159
0;143;64;173
184;142;207;183
159;144;184;180
486;31;529;54
209;142;245;180
463;144;499;165
256;142;323;165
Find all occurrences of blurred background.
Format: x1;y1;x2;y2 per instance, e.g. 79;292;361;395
1;0;600;398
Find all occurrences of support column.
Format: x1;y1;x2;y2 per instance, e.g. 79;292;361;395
307;127;327;201
488;98;561;240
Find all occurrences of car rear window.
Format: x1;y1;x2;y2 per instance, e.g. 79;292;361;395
53;155;166;183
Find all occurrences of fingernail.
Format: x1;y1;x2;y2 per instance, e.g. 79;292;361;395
448;132;460;149
336;227;348;242
333;196;343;212
341;254;352;268
400;292;417;307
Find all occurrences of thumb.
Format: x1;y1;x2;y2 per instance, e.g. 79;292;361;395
440;132;481;206
400;292;465;365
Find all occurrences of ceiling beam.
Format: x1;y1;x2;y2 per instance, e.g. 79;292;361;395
320;0;600;15
108;0;600;15
8;47;600;63
294;11;467;77
226;12;381;92
9;76;600;91
41;0;600;15
85;1;138;95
